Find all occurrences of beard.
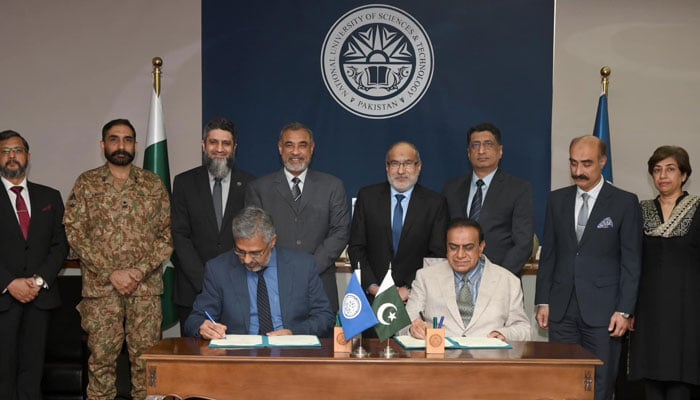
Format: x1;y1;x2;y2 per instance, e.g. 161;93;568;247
0;159;27;179
387;172;418;193
204;154;235;179
104;149;135;166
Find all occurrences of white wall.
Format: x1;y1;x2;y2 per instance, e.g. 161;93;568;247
0;0;202;199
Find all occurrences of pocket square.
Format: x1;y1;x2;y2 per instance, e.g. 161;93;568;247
597;217;613;229
41;204;54;212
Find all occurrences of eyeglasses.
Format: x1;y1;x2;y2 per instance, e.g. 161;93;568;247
233;245;269;260
387;160;418;171
1;147;26;155
468;141;498;151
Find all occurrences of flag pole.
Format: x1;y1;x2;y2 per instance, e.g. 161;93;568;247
379;263;398;358
352;262;371;358
600;65;610;96
152;56;163;96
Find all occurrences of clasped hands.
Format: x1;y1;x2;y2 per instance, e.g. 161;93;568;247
7;277;41;303
110;269;144;296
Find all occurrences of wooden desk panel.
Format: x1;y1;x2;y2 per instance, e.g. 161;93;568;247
143;338;600;400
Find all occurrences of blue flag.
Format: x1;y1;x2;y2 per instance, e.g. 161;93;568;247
593;92;613;182
340;270;378;340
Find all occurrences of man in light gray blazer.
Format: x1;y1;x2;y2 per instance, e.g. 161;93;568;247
245;122;349;313
403;218;530;341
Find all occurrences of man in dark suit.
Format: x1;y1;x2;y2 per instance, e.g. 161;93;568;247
349;141;447;303
443;122;534;275
245;122;349;313
185;207;334;339
0;130;69;400
535;135;642;400
172;118;254;333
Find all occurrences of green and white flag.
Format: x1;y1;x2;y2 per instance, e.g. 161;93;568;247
144;87;177;330
372;269;411;341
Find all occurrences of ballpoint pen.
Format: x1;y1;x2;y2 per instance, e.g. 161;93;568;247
204;310;218;326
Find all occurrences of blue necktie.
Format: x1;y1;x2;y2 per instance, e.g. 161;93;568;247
392;194;405;254
469;179;485;221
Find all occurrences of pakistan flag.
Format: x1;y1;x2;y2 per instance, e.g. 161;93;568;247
372;270;411;341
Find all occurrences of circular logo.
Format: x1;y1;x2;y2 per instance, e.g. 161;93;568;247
321;4;434;119
342;293;362;319
429;333;444;348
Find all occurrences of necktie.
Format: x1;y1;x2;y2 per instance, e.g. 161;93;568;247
10;186;30;240
257;269;274;334
392;194;405;254
291;177;301;201
213;178;223;230
576;193;590;242
469;179;485;221
457;275;474;328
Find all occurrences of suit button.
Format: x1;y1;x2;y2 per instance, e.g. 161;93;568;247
216;243;222;248
294;218;298;222
296;240;302;245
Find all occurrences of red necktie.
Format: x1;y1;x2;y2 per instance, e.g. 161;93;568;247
10;186;30;240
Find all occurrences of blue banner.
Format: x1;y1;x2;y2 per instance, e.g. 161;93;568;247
203;0;553;236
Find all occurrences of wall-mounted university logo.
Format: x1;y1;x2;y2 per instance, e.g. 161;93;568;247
321;4;434;119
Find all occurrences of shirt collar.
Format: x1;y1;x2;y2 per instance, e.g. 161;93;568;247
472;169;497;188
2;176;28;192
208;169;232;183
576;176;605;200
283;168;307;184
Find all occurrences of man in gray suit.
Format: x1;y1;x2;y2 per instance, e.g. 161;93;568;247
245;122;349;313
443;122;534;276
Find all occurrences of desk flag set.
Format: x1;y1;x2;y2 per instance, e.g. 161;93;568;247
372;268;410;341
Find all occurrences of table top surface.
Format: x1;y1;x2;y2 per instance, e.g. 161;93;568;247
143;337;601;366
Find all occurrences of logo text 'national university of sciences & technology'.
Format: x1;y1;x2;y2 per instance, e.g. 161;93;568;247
320;4;434;119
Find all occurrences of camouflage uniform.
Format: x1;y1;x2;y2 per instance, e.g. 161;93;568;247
64;164;172;400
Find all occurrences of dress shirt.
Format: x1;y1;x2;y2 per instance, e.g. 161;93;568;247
2;176;32;221
390;186;414;225
208;170;231;212
465;170;496;215
245;248;283;334
574;177;604;227
283;168;308;193
454;256;485;305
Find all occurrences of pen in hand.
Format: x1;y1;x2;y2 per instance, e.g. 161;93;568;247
204;310;226;339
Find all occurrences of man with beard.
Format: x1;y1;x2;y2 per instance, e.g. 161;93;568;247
0;130;68;400
535;135;642;400
172;117;254;333
64;119;172;400
349;141;447;305
245;122;349;313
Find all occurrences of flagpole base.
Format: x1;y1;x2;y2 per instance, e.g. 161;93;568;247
351;336;371;358
379;340;397;358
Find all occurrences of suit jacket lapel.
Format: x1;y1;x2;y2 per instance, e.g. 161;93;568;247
221;167;243;225
580;182;613;245
1;183;27;240
273;170;298;213
295;170;314;214
275;250;293;323
196;167;220;233
480;169;504;217
460;175;472;215
470;261;498;326
400;185;422;244
379;183;394;253
437;264;463;330
229;259;252;333
564;187;578;244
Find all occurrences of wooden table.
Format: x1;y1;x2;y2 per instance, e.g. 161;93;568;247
142;338;601;400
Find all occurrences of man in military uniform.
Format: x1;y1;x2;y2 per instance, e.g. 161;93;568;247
64;119;172;400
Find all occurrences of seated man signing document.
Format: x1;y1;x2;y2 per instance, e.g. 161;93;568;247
185;207;335;339
405;218;530;341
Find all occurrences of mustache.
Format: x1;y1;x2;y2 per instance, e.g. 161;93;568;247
571;174;589;181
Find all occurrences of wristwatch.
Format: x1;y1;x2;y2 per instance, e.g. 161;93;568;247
33;275;45;289
619;312;631;319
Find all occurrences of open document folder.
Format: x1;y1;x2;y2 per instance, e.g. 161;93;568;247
394;335;512;350
209;334;321;348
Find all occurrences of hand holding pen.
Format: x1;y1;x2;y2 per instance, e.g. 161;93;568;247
200;310;227;340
